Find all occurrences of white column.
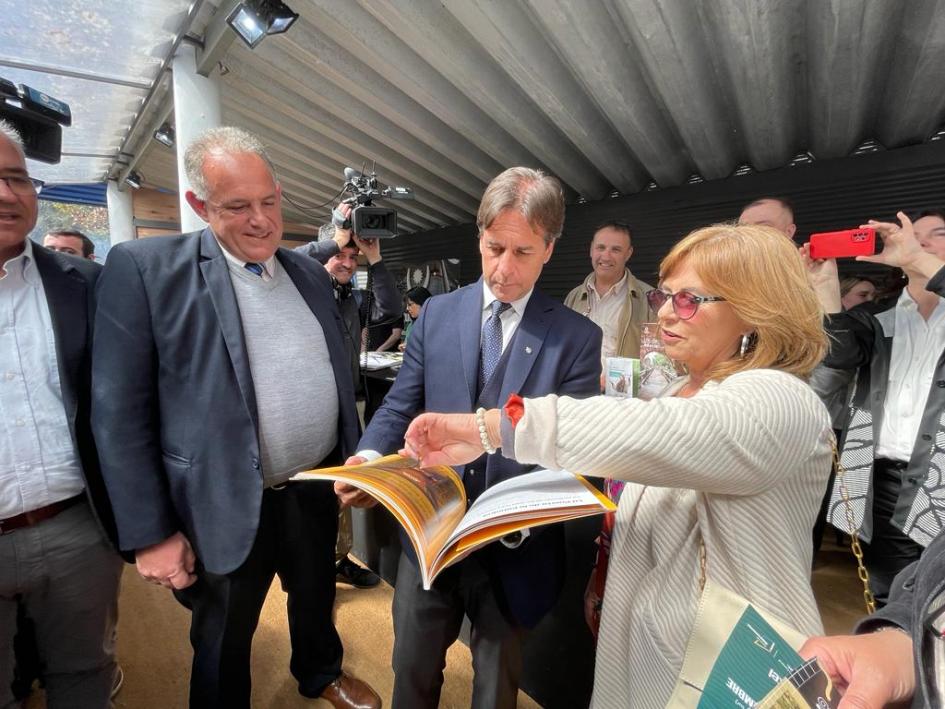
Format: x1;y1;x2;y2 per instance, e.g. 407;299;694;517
106;180;135;245
172;42;222;234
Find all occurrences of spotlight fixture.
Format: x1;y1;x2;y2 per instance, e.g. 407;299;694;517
124;171;142;190
226;0;298;49
153;122;175;148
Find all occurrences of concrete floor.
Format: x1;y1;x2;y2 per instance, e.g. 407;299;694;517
25;541;867;709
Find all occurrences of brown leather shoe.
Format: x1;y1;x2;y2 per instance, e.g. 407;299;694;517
319;672;382;709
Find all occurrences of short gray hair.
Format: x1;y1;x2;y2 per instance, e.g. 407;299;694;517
183;126;277;200
476;167;565;245
0;119;25;159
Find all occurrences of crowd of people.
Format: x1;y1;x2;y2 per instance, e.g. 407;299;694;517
2;117;944;709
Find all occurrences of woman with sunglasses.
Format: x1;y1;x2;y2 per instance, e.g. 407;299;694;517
401;223;833;707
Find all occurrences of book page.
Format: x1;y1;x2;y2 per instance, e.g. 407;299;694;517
292;455;466;580
448;469;611;541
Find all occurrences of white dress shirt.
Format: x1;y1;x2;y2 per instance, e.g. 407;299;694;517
480;281;533;354
876;288;945;461
581;271;628;368
0;239;84;518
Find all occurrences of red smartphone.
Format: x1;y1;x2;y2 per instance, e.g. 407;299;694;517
808;227;876;260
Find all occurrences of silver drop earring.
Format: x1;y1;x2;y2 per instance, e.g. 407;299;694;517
740;333;751;357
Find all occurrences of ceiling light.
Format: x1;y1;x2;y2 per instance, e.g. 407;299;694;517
227;1;298;49
153;122;175;148
124;171;142;190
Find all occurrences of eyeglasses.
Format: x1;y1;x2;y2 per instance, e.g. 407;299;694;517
645;289;726;321
1;175;44;196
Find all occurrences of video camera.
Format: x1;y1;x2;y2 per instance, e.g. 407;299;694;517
335;166;414;239
0;77;71;164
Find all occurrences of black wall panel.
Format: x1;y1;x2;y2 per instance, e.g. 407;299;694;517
383;141;945;301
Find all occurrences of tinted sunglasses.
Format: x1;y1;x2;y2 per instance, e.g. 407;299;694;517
645;289;726;321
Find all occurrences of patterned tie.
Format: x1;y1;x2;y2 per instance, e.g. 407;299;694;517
244;262;264;277
479;300;511;390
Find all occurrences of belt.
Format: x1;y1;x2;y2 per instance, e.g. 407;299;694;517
875;457;909;472
0;494;84;535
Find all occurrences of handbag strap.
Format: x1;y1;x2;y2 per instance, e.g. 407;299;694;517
697;438;875;615
832;438;876;614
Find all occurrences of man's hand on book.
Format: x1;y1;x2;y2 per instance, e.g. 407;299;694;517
334;456;379;508
799;630;914;708
404;412;491;467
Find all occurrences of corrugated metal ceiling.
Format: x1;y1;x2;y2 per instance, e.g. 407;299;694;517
11;1;945;232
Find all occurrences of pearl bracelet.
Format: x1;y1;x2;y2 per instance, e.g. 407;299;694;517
476;407;497;455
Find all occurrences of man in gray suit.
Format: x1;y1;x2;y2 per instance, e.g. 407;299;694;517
91;127;379;709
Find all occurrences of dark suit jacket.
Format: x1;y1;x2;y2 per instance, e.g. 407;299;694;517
91;229;360;575
359;280;602;626
816;267;945;545
857;530;945;707
31;245;119;547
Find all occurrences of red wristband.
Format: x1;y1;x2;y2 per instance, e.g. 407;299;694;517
504;393;525;427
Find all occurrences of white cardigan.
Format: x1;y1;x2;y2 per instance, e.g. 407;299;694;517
509;368;832;708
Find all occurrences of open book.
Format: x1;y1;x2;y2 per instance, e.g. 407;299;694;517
292;455;615;589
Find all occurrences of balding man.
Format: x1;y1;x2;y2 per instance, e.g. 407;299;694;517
91;127;379;709
738;196;797;238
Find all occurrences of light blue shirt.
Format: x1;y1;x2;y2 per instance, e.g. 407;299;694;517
0;239;84;518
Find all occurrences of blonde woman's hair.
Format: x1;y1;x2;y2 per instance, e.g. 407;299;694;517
659;223;827;381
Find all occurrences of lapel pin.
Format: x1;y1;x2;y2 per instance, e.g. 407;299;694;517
525;346;533;354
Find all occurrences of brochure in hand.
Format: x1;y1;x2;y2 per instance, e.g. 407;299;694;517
291;455;615;590
694;602;839;709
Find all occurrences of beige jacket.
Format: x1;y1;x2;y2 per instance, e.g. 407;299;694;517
563;268;655;358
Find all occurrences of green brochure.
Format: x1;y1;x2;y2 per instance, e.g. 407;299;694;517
697;605;803;708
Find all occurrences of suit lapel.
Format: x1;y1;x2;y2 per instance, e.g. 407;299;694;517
198;229;259;429
459;282;484;408
33;247;85;429
500;290;551;401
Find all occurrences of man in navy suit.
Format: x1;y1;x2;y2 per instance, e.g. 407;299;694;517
338;167;602;709
92;127;379;709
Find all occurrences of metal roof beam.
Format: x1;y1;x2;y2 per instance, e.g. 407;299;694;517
698;0;802;171
807;1;905;159
226;105;445;230
354;0;603;200
522;0;691;187
196;0;241;76
221;90;476;225
442;0;647;195
0;57;151;90
222;56;481;217
608;0;740;181
875;0;945;147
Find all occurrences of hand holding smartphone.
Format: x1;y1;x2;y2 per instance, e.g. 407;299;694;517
808;227;876;260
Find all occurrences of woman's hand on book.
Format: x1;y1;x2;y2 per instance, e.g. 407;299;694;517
334;456;379;508
404;412;487;467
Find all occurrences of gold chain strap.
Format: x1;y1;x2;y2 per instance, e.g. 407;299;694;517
697;441;876;615
832;440;877;615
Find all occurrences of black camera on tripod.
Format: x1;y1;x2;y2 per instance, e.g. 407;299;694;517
335;167;414;239
0;77;71;163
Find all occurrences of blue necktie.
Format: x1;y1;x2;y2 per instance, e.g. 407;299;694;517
244;262;264;277
479;300;511;390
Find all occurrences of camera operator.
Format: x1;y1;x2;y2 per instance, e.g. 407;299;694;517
295;202;400;589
